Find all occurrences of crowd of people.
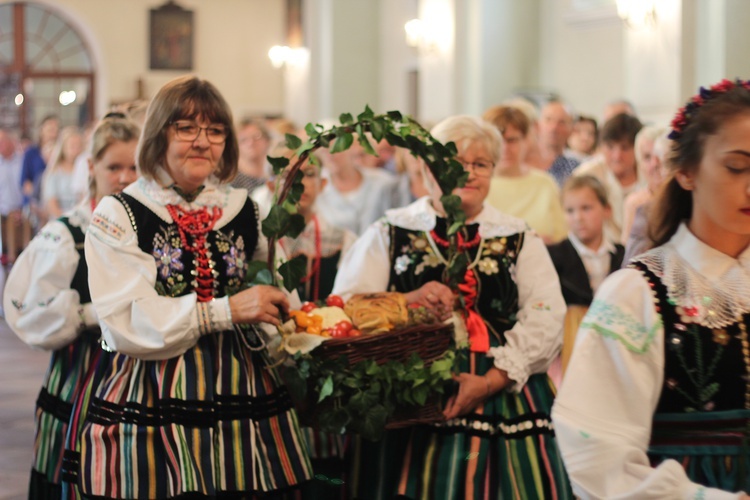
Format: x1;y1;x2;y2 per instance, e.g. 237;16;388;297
2;73;749;499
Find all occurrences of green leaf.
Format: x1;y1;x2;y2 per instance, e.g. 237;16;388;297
369;119;385;142
384;132;407;148
361;404;388;441
267;155;290;175
358;133;377;156
339;113;354;125
278;254;307;293
304;123;319;137
357;105;375;122
330;133;353;154
440;194;462;213
245;260;274;286
286;213;306;239
318;375;334;403
285;133;302;149
387;110;403;121
261;205;291;238
284;367;308;403
447;221;464;236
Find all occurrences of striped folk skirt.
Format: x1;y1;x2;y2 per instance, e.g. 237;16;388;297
347;349;573;500
649;409;750;493
65;329;313;499
29;329;101;500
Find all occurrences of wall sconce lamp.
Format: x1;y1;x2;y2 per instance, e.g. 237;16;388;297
268;45;309;69
404;18;439;53
615;0;658;29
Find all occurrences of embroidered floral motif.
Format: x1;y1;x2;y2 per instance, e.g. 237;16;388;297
415;253;442;275
223;237;247;278
582;299;662;353
394;254;411;275
153;238;184;280
216;240;230;253
487;238;506;255
408;234;429;252
712;328;730;346
38;230;61;243
11;299;26;311
477;258;499;275
531;302;551;311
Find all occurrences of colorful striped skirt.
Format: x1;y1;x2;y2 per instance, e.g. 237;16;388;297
347;350;573;500
29;329;101;500
649;409;750;492
66;328;313;499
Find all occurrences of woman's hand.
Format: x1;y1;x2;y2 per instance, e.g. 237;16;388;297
404;281;454;321
228;285;289;326
443;368;509;420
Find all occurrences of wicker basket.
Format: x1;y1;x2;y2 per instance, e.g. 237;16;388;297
295;322;455;431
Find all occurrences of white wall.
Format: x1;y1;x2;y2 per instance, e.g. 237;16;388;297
4;0;286;121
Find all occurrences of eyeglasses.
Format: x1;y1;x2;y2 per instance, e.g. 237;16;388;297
456;158;494;177
171;120;228;144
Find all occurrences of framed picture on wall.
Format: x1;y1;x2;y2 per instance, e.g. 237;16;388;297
150;1;193;70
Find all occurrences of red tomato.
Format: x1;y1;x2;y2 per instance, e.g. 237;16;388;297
348;329;362;337
329;326;348;338
325;295;345;308
301;302;316;313
336;321;353;333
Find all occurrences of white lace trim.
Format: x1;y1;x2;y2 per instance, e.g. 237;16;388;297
385;197;528;237
634;246;750;328
487;346;528;392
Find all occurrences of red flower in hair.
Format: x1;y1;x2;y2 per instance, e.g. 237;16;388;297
669;78;750;139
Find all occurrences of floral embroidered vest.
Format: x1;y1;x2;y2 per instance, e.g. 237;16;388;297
632;261;750;413
387;218;523;344
113;193;259;300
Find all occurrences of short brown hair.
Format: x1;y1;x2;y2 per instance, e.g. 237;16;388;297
561;175;610;208
137;75;239;183
601;113;642;146
482;105;530;136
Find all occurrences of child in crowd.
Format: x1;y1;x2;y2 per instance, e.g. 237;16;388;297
553;78;750;498
547;175;624;373
4;113;140;498
567;115;598;162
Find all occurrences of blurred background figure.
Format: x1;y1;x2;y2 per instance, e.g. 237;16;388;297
21;115;59;237
534;99;581;186
391;147;430;207
41;126;85;220
567;115;599;163
0;128;24;267
483;104;567;244
233;117;272;194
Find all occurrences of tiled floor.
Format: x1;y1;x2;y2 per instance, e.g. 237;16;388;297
0;316;50;499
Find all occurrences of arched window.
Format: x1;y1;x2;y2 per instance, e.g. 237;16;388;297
0;2;95;138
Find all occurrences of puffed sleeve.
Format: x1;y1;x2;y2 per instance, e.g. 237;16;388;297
331;220;391;299
487;231;566;390
3;220;96;350
551;269;742;500
85;196;233;360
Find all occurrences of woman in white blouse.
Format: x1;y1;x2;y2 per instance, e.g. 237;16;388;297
333;115;571;499
552;80;750;499
4;113;139;497
68;76;312;498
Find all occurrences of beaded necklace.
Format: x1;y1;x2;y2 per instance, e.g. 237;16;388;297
166;204;223;302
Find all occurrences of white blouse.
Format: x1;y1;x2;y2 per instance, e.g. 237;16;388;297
552;224;750;500
4;199;98;350
332;196;566;392
84;172;274;361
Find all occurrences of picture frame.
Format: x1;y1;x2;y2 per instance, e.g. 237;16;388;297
149;1;193;71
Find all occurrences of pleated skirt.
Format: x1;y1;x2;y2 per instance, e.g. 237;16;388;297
347;349;573;500
29;329;101;500
65;328;313;499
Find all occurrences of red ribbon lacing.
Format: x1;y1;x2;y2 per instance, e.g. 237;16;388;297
430;228;489;352
166;204;223;303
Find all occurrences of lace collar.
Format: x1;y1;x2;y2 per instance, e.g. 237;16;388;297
633;223;750;328
135;168;231;209
384;196;528;238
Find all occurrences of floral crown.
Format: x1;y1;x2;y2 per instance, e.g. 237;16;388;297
669;78;750;140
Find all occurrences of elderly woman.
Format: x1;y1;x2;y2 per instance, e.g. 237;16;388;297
69;76;312;498
332;115;572;499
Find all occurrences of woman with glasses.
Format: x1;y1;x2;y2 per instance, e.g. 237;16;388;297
333;115;571;499
70;75;312;498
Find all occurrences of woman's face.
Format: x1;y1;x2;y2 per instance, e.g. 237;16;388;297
63;132;84;162
498;124;527;171
238;124;269;163
683;112;750;254
452;140;493;218
90;140;138;201
639;138;664;193
569;120;596;155
164;115;226;192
